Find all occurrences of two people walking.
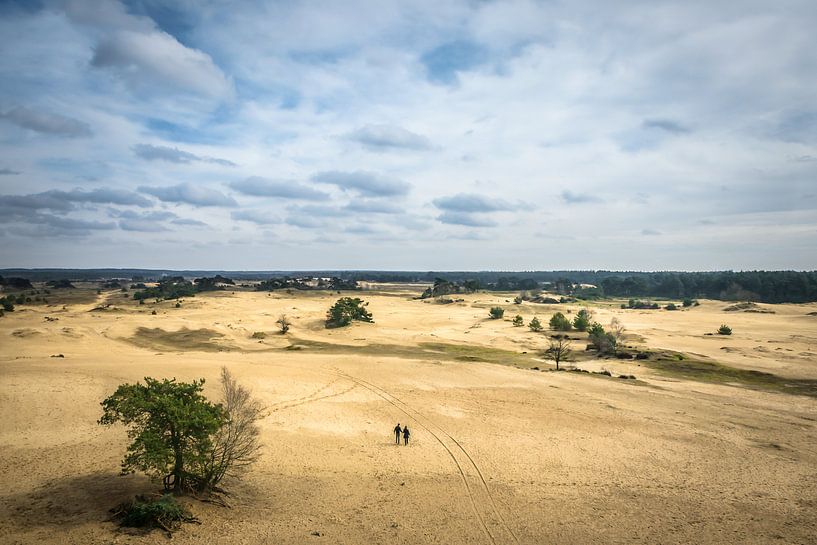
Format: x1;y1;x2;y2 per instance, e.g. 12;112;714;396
393;423;410;446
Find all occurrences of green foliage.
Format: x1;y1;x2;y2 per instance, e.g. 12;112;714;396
682;298;696;307
113;494;196;531
549;312;572;331
512;315;524;327
326;297;373;328
588;322;617;355
718;324;732;335
665;303;678;310
489;306;505;319
529;317;543;332
572;309;592;331
625;299;660;309
99;377;224;493
0;296;14;312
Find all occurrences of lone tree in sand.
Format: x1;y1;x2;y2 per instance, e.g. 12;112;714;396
489;306;505;319
100;368;264;495
512;315;524;327
276;314;291;334
544;335;572;370
99;377;223;494
549;312;572;331
529;317;543;332
326;297;373;328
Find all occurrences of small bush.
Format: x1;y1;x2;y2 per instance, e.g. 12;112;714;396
529;317;543;332
276;314;291;334
572;309;592;331
682;298;695;307
512;315;524;327
112;494;197;532
665;303;678;311
718;324;732;335
489;306;505;319
549;312;572;331
326;297;373;328
251;331;266;339
175;302;181;308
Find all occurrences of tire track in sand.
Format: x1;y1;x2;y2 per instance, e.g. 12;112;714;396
332;369;520;545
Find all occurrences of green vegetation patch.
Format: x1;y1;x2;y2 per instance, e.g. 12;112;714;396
283;337;538;367
127;327;233;352
642;352;817;398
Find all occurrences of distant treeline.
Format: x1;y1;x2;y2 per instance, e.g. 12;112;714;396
2;269;816;303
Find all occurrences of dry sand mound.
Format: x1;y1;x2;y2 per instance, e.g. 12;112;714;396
126;326;234;352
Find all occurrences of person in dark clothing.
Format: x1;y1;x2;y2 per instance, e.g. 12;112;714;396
402;425;410;446
393;423;402;444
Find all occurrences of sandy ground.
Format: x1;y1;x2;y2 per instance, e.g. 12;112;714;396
1;286;816;544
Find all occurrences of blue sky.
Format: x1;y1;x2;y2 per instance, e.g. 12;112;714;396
1;0;816;270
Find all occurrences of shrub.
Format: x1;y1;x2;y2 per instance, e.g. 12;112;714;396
326;297;373;328
549;312;572;331
489;306;505;319
682;298;695;307
572;309;592;331
718;324;732;335
251;331;266;339
112;494;197;532
588;322;617;355
175;302;181;308
665;303;678;311
529;317;543;332
512;315;524;327
276;314;291;334
1;297;14;312
544;336;572;370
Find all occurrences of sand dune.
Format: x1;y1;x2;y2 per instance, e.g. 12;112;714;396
1;287;816;544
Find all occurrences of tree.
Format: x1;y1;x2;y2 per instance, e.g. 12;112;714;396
529;317;543;332
512;315;524;327
276;314;291;334
489;306;505;319
544;335;572;370
192;367;265;493
588;322;617;355
718;324;732;335
326;297;373;328
572;308;592;331
609;317;625;345
549;312;572;331
99;377;224;494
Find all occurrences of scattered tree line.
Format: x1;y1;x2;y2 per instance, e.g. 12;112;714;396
132;276;234;302
256;276;358;291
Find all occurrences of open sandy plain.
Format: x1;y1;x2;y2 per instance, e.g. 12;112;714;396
1;284;816;544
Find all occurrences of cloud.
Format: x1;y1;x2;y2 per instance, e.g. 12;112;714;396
421;40;489;84
0;188;152;211
171;218;208;227
641;229;662;236
312;171;410;197
432;193;520;213
285;215;327;229
133;144;236;166
642;118;691;134
119;219;169;232
91;29;232;98
230;177;330;200
0;106;91;137
560;191;602;204
346;124;432;151
437;211;497;227
138;183;237;207
231;209;281;225
344;200;403;214
0;168;21;175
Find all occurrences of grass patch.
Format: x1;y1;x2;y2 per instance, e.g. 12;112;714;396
283;337;539;367
126;327;233;352
111;494;199;534
641;352;817;398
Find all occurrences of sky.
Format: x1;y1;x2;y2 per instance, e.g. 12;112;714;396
1;0;816;271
